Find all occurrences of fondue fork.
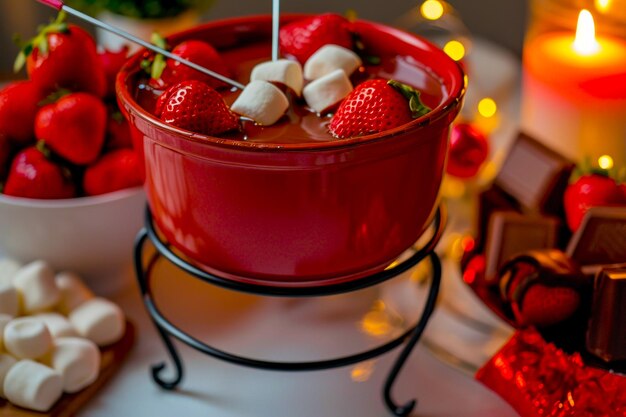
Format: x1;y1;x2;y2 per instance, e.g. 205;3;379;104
34;0;246;90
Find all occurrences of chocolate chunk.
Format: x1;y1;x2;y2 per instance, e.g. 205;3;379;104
586;268;626;362
567;207;626;274
494;132;574;216
484;212;559;280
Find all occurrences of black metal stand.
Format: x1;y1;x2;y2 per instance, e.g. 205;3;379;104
134;205;446;417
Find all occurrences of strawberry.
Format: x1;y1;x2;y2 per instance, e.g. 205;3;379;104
563;174;626;231
279;14;353;64
511;284;581;327
83;149;143;196
152;40;231;90
35;93;107;165
157;80;240;136
98;46;129;98
0;81;46;146
446;123;490;179
3;146;75;199
329;79;430;139
15;14;106;97
106;108;133;150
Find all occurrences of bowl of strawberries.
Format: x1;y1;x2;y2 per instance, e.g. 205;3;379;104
0;16;145;294
117;13;465;285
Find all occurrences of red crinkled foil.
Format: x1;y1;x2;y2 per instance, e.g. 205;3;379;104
476;329;626;417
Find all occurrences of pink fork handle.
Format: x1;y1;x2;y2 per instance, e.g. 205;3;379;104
36;0;64;10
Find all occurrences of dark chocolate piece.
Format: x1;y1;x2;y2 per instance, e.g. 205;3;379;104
567;207;626;274
586;268;626;362
494;132;574;216
474;187;520;255
484;211;559;279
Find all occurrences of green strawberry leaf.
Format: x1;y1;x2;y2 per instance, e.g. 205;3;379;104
147;32;169;80
38;88;72;107
388;80;431;118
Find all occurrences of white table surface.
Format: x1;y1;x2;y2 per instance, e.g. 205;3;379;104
79;256;520;417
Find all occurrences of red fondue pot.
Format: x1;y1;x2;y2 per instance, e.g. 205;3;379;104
117;15;465;285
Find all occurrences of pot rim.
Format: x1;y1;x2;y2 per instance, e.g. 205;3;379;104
116;14;466;152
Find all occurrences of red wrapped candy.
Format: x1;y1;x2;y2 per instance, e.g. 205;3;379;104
477;329;626;417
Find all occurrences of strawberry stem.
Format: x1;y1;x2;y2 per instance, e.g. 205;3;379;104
35;140;52;160
38;88;72;106
388;80;431;118
142;32;169;80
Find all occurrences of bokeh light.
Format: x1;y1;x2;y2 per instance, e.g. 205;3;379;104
443;40;465;61
420;0;445;20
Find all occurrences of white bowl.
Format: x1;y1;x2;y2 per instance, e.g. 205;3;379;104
0;188;145;295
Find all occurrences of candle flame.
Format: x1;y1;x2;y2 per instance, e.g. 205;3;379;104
573;9;600;55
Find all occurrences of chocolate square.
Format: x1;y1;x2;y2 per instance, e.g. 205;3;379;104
566;206;626;274
586;268;626;362
484;211;559;279
494;132;574;215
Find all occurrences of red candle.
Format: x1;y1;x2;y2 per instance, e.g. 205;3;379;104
521;10;626;169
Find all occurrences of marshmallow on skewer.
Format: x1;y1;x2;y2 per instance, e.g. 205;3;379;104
303;69;353;114
3;360;63;412
69;298;125;347
231;80;289;126
304;44;363;80
4;317;54;360
0;353;17;399
13;261;60;314
0;314;12;351
33;313;78;339
55;272;94;315
251;59;304;96
0;281;19;317
47;337;100;394
0;258;21;286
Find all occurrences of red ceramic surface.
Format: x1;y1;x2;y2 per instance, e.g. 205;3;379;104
117;15;465;285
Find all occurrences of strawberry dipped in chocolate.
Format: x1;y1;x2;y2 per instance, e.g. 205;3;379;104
156;80;240;136
329;79;431;139
15;13;106;98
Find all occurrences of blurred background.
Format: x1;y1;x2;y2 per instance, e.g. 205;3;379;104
0;0;526;79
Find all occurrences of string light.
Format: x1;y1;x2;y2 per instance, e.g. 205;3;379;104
598;155;614;170
478;98;497;118
595;0;611;12
444;40;465;61
420;0;445;21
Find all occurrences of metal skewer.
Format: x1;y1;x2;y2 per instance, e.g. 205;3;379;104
272;0;280;61
35;0;246;90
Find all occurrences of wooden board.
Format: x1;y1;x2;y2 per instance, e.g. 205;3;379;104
0;321;135;417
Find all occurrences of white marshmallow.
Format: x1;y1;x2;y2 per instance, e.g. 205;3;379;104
13;261;60;314
231;80;289;126
69;298;125;347
47;337;100;394
55;271;94;315
4;360;63;412
4;317;54;360
0;281;18;317
33;313;78;339
251;59;304;96
0;258;21;287
0;314;12;351
303;69;353;114
0;353;17;398
304;44;362;80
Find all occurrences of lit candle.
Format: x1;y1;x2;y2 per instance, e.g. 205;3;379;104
521;9;626;170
